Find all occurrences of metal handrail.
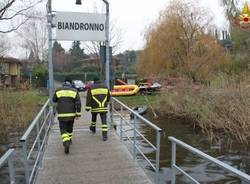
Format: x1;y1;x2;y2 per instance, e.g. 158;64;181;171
19;99;53;184
0;149;15;184
168;136;250;184
112;97;162;184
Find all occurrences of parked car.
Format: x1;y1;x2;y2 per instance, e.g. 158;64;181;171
72;80;85;91
84;81;94;90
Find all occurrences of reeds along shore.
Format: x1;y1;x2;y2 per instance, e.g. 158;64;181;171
155;76;250;144
0;90;46;143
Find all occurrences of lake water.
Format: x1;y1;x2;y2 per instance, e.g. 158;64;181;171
113;111;250;184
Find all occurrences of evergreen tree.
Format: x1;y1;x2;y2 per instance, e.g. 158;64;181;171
53;40;65;54
69;41;85;59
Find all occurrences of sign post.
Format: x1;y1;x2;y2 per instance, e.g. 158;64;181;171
46;0;54;107
103;0;110;89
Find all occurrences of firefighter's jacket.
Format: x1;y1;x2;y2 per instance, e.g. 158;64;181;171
53;86;81;121
86;82;110;113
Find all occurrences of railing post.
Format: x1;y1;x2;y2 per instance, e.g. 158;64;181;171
155;130;161;184
50;105;54;125
171;141;176;184
21;141;30;184
133;116;137;160
36;121;41;168
120;106;123;141
45;108;52;146
8;153;15;184
110;99;114;130
43;107;46;123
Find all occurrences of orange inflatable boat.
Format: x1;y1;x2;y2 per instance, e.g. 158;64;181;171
111;85;139;96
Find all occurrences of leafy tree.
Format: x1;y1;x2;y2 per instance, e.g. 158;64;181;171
137;0;232;82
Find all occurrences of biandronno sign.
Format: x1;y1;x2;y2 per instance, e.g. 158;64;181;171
55;11;106;41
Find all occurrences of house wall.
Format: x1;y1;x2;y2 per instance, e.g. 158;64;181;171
0;61;21;87
9;63;18;75
0;62;9;74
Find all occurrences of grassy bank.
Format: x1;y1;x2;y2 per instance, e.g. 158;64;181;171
155;76;250;144
116;95;157;107
0;90;47;143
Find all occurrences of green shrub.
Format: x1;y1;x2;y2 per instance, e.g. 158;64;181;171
33;64;48;87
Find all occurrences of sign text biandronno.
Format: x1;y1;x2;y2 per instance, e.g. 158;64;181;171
55;11;106;41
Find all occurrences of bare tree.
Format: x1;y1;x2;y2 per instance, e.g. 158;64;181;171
0;36;10;56
0;0;44;33
83;20;123;56
82;20;123;81
16;10;47;62
221;0;239;19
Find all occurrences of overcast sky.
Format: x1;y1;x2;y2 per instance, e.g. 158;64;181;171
51;0;227;53
5;0;229;57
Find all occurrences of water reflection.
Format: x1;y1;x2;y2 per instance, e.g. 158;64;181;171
114;111;250;184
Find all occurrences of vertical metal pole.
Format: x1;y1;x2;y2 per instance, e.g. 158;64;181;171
21;141;30;184
47;13;53;102
171;142;176;184
133;116;137;160
47;1;54;124
8;154;15;184
120;106;123;141
155;131;161;184
103;0;110;89
102;0;111;139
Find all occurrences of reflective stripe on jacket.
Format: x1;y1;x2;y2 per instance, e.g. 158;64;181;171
86;82;110;113
53;86;81;121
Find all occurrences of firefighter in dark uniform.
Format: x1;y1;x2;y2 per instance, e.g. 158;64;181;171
53;78;81;154
86;76;110;141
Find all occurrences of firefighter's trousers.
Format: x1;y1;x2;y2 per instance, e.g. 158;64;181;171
59;120;74;143
90;112;108;137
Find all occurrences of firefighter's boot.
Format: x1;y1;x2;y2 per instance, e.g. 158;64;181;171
102;124;108;141
89;122;96;134
62;133;70;154
102;131;108;141
63;140;70;154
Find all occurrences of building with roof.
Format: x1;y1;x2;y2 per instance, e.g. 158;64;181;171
0;57;21;88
